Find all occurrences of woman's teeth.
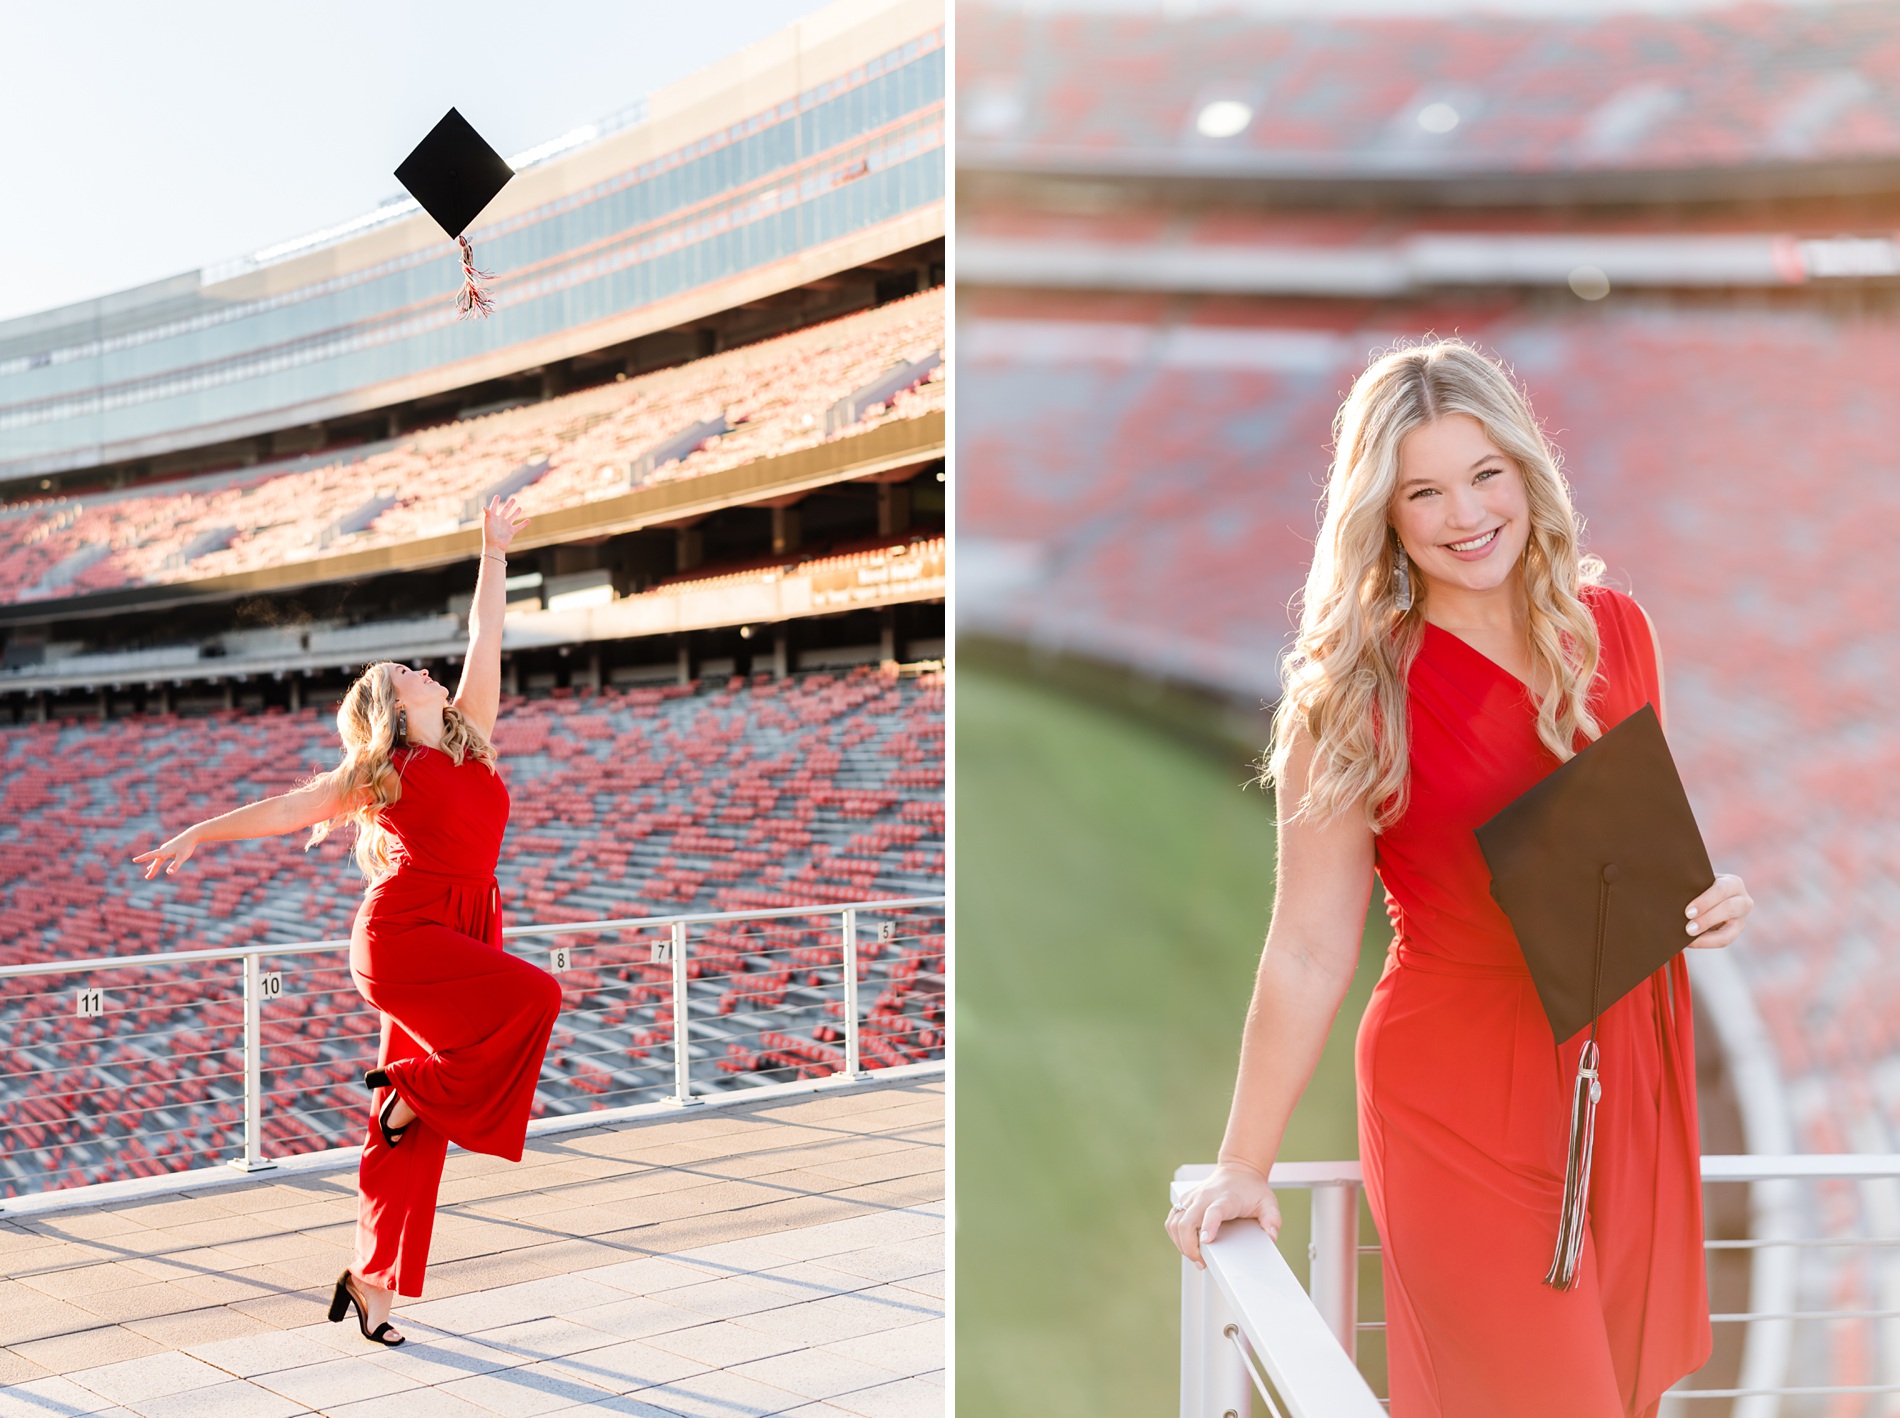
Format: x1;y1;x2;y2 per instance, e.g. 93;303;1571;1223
1448;528;1499;553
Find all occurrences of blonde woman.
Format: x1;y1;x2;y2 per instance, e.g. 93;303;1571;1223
135;495;561;1347
1164;342;1753;1416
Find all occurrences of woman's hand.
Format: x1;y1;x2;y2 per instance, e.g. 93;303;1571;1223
482;494;530;554
1166;1160;1281;1269
1686;872;1751;949
133;827;202;879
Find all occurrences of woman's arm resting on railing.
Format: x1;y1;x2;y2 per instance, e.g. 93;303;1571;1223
132;778;345;879
453;494;531;741
1166;728;1376;1268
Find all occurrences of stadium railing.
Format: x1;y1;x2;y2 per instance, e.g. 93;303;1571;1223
1174;1156;1900;1415
0;896;944;1201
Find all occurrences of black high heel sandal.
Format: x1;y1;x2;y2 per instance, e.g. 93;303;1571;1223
328;1269;405;1346
363;1069;409;1151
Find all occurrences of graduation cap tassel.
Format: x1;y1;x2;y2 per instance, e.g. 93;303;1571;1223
1546;1037;1600;1289
1545;864;1616;1291
456;236;495;320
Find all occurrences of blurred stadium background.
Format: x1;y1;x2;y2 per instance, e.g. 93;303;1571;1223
0;0;945;1200
957;0;1900;1413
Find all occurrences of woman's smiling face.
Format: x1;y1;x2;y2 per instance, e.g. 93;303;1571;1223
387;663;450;712
1390;413;1531;599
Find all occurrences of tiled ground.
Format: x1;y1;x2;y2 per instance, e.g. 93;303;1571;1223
0;1076;944;1417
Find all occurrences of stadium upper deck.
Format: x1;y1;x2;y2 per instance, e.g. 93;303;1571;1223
0;0;944;483
959;1;1900;189
0;290;942;607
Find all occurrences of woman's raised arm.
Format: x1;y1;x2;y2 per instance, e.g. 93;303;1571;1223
1165;729;1378;1267
452;494;531;741
133;777;345;879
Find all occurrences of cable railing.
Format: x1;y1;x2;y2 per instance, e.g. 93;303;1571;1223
0;896;944;1200
1174;1155;1900;1417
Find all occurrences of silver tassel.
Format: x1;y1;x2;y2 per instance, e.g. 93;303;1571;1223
1545;1036;1601;1290
1394;541;1412;612
1546;864;1617;1290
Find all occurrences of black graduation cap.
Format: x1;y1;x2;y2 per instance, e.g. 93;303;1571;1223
395;108;515;319
1474;701;1714;1289
1477;702;1713;1045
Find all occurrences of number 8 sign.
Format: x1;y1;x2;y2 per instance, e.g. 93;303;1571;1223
550;947;572;973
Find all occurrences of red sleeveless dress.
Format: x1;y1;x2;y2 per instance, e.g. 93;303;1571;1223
1356;585;1709;1416
347;743;561;1296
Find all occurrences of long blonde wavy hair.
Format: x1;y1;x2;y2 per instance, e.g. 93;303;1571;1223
306;661;499;879
1265;339;1605;831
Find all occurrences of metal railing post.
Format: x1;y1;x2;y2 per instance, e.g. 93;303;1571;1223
1180;1256;1205;1418
840;907;864;1079
669;920;699;1106
228;953;274;1173
1310;1181;1359;1358
1199;1267;1252;1418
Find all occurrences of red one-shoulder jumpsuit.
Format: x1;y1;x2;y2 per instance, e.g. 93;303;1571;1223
347;743;561;1296
1357;585;1710;1416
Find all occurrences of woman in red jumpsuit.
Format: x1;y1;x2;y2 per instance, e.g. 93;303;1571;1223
136;494;561;1346
1165;342;1755;1415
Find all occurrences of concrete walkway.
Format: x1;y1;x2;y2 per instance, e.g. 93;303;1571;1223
0;1077;943;1417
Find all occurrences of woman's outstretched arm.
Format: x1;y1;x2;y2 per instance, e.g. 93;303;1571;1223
1165;729;1377;1267
453;493;531;741
133;778;344;879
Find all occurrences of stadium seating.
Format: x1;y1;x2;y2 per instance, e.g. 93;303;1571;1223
0;290;944;606
959;3;1900;171
0;666;943;1194
961;299;1900;1165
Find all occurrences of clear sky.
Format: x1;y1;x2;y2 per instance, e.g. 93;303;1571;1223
0;0;837;323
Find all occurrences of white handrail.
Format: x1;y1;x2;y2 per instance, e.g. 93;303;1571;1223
1178;1154;1900;1413
1172;1168;1383;1417
0;896;948;980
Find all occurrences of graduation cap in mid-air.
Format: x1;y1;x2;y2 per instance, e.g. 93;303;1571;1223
395;108;515;319
1475;702;1714;1291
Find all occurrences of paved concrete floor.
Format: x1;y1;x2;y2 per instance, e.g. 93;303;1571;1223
0;1076;943;1417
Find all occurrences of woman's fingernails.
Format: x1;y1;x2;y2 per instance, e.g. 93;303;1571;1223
1687;906;1698;917
1687;921;1699;934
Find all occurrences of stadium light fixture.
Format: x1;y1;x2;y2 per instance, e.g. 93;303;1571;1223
1417;103;1461;134
1196;100;1253;139
1569;266;1612;301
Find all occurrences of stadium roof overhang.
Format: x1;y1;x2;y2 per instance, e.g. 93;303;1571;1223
958;146;1900;210
0;411;943;630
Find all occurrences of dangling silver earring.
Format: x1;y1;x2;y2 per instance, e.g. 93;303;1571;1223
1393;541;1412;612
393;709;408;748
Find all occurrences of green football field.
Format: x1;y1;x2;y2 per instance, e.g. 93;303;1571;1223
956;664;1390;1417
